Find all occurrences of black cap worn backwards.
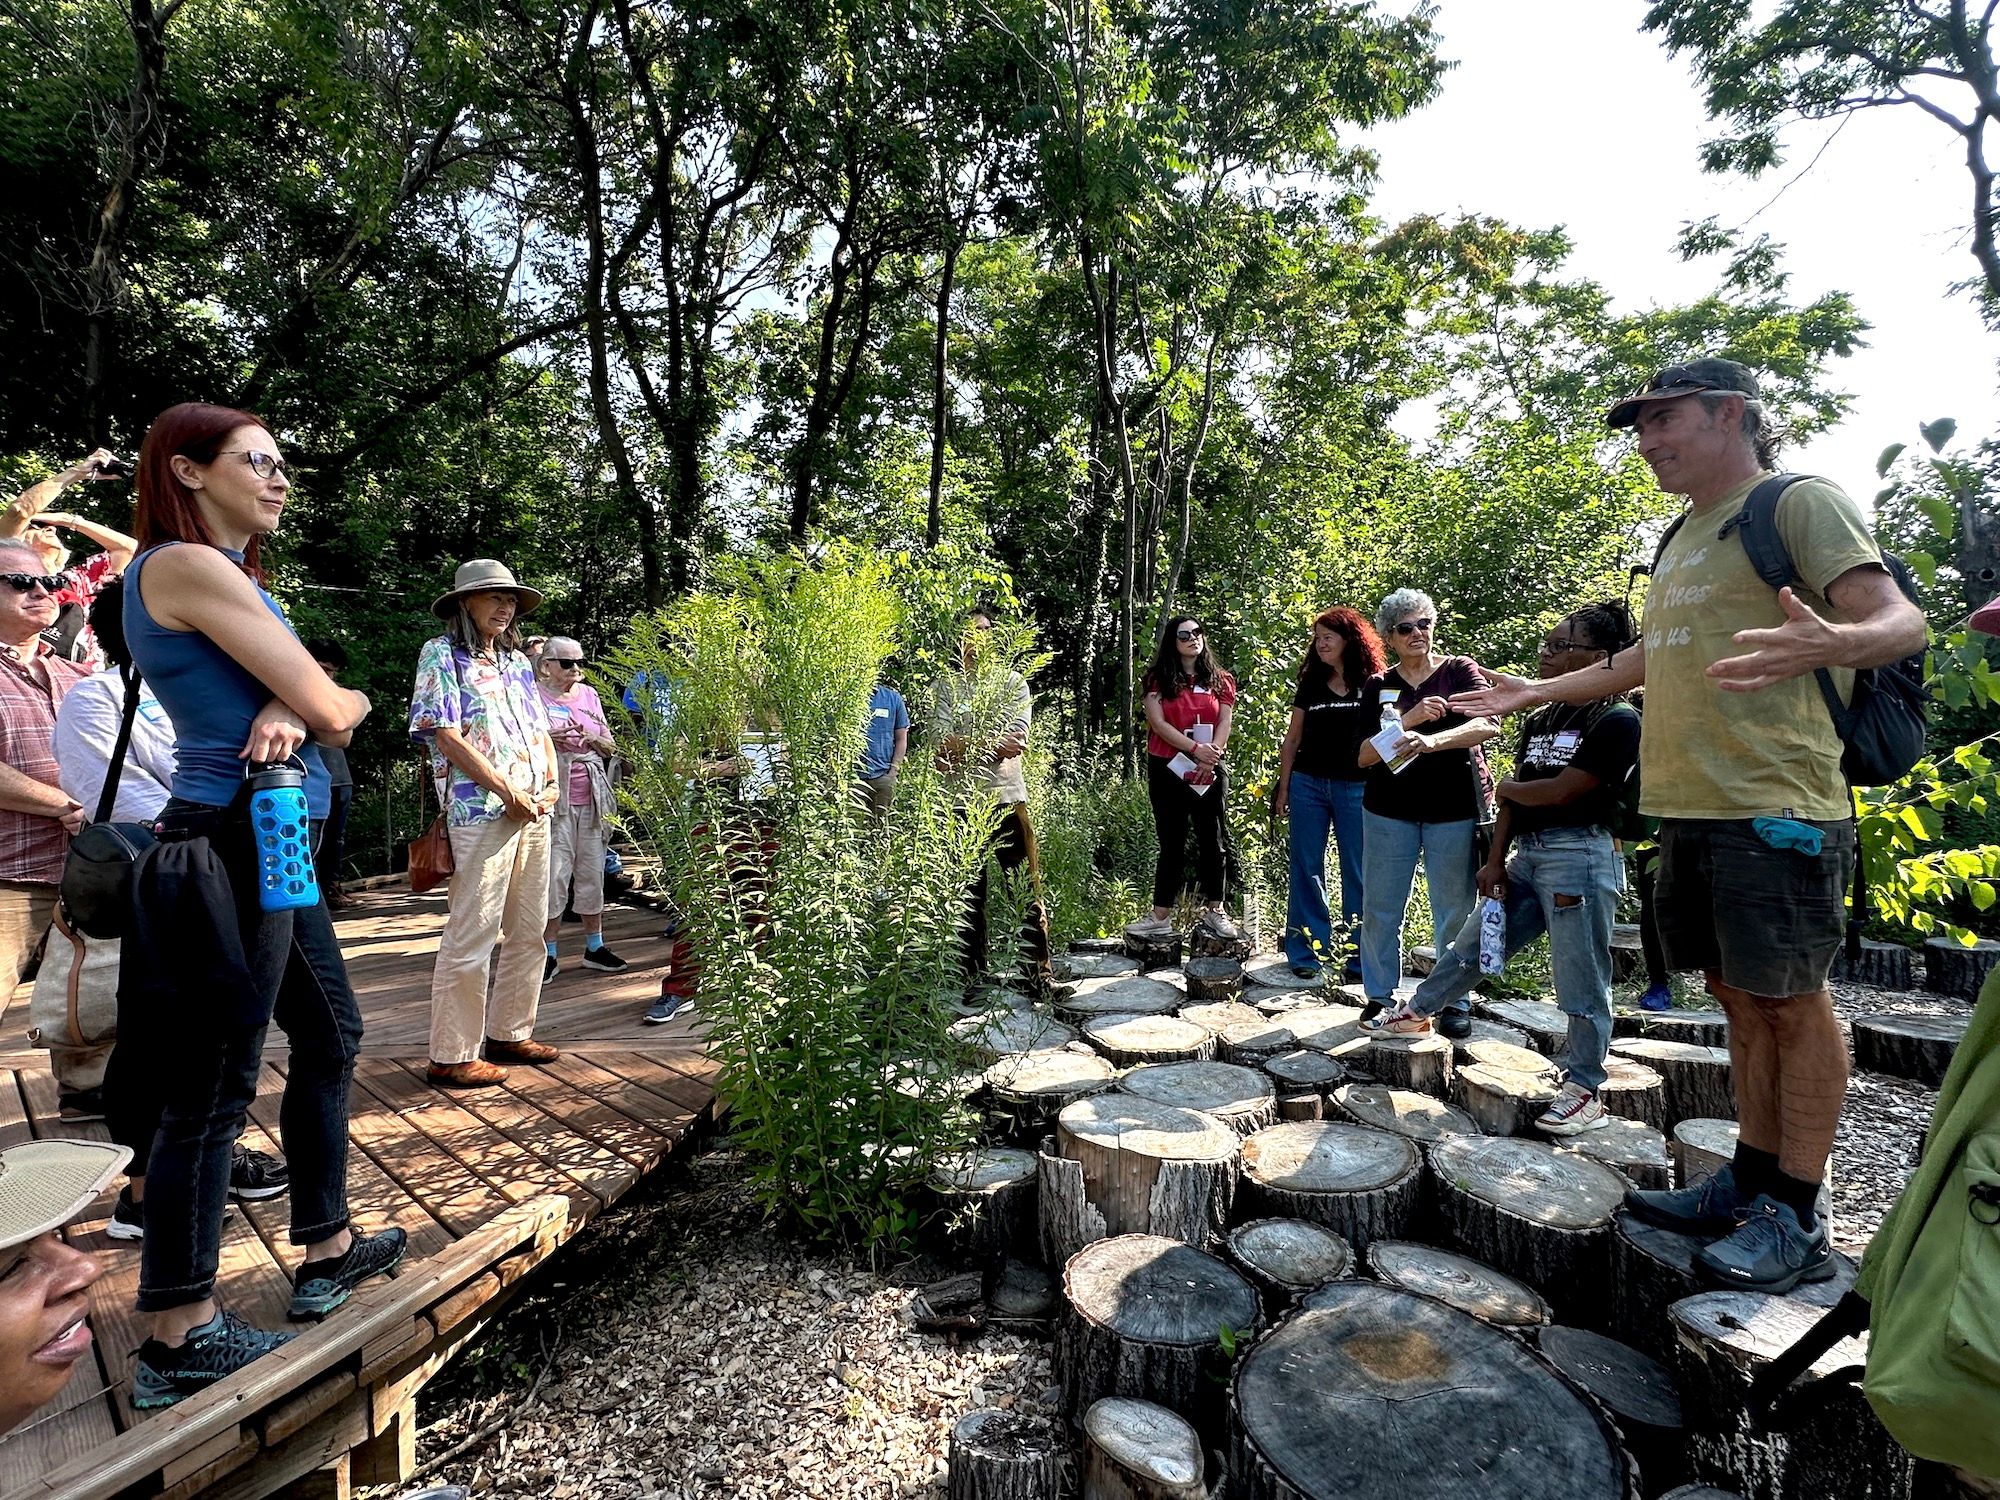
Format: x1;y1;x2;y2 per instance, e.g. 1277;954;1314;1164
1604;357;1760;428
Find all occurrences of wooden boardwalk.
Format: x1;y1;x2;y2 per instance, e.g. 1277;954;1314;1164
0;886;715;1500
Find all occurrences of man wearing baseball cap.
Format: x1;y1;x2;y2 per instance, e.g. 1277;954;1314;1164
1455;355;1926;1292
0;1138;126;1434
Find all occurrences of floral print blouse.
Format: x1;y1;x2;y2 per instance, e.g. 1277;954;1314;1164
409;636;556;827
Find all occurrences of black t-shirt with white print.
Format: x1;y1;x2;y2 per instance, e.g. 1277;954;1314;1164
1290;673;1372;781
1506;700;1641;835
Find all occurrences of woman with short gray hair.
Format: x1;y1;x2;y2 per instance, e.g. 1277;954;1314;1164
536;636;625;979
1354;589;1499;1033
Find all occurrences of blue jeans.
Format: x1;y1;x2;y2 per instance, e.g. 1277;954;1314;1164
1408;826;1622;1091
1360;810;1476;1012
1284;774;1366;970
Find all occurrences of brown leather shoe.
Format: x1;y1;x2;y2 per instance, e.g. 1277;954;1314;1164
428;1058;508;1089
484;1036;560;1066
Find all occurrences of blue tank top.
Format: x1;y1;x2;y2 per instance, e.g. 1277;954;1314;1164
124;544;331;816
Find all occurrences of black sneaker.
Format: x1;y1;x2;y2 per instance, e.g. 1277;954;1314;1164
1694;1195;1836;1293
1437;1009;1473;1041
1624;1160;1750;1236
133;1310;293;1409
230;1145;290;1202
58;1087;106;1123
542;953;559;985
288;1226;409;1321
645;993;694;1025
106;1186;144;1243
581;944;629;973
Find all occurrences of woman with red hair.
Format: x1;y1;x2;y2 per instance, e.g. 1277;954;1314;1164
108;403;404;1408
1273;606;1385;979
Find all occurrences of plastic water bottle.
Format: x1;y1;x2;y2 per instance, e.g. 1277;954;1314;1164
247;762;320;913
1478;896;1507;976
1378;691;1417;775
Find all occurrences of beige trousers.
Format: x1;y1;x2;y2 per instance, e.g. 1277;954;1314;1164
3;877;57;1042
27;910;118;1091
547;802;607;919
430;814;552;1065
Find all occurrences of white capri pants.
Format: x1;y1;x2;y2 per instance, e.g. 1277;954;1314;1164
548;800;608;918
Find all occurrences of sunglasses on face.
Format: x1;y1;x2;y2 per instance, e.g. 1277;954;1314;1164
218;449;290;480
1;572;68;595
548;658;586;669
1392;618;1434;636
1176;628;1204;642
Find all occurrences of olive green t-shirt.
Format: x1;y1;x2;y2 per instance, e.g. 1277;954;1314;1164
1639;474;1884;820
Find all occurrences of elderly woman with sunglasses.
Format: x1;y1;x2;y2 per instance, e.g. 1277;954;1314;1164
536;637;626;980
1353;588;1500;1032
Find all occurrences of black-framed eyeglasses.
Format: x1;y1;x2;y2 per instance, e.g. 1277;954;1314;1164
1;572;68;595
218;449;290;480
1175;627;1204;642
1539;636;1585;655
548;657;586;669
1392;618;1434;635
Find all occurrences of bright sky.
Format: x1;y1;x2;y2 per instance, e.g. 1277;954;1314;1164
1364;0;2000;502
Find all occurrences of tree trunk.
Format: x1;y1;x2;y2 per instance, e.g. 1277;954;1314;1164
1186;924;1252;962
1084;1014;1215;1068
1450;1016;1534;1061
1609;1010;1729;1049
1430;1135;1624;1320
952;1010;1076;1063
1116;1060;1275;1135
1672;1118;1738;1189
1123;924;1184;971
1062;952;1142;981
1362;1034;1453;1098
986;1051;1117;1144
1555;1116;1673;1192
1330;1083;1480;1146
947;1407;1067;1500
1223;1217;1351;1312
1852;1012;1968;1086
1359;1239;1550;1331
1217;1015;1297;1068
1449;1062;1559;1137
1039;1133;1107;1270
1457;1038;1556;1080
1057;976;1182;1026
1082;1397;1206;1500
929;1149;1040;1263
1237;1121;1420;1252
1263;1049;1345;1103
1535;1325;1690;1495
1182;958;1244;1003
1278;1092;1323;1120
1924;936;2000;999
1608;1039;1734;1128
927;231;964;549
1177;999;1263;1036
1829;938;1915;990
1475;997;1570;1055
1242;956;1325;996
1056;1094;1241;1247
1599;1058;1669;1132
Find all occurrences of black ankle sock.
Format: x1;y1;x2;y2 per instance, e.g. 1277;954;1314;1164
1731;1143;1779;1196
1771;1170;1822;1228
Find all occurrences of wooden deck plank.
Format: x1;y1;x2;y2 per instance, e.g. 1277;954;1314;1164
593;1049;721;1118
0;1068;32;1150
535;1052;702;1142
492;1056;678;1172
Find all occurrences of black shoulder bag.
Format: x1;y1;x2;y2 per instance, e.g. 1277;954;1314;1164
57;663;158;939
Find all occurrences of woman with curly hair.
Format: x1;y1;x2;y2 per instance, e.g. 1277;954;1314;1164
1274;606;1385;979
1129;615;1241;941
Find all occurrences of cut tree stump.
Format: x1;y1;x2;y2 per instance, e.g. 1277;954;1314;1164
1660;1489;1745;1500
953;1010;1077;1062
1852;1012;1968;1087
1364;1033;1453;1097
1283;1003;1366;1049
1178;999;1264;1036
1331;1083;1481;1148
1062;952;1143;981
1924;935;2000;999
1450;1015;1534;1063
1449;1061;1559;1137
1188;924;1254;962
931;1148;1041;1262
1224;1217;1352;1310
1183;957;1245;1003
1217;1016;1296;1067
1230;1280;1637;1500
1117;1060;1276;1136
989;1258;1057;1333
1056;1094;1241;1247
1598;1059;1669;1132
1277;1092;1323;1120
987;1050;1119;1142
1262;1048;1345;1101
1242;956;1323;993
1671;1118;1737;1189
1073;936;1127;954
1125;925;1184;971
1458;1037;1557;1079
1829;937;1914;991
1608;1209;1857;1362
1237;1121;1420;1251
1429;1135;1625;1315
1039;1135;1107;1269
1476;997;1570;1055
1624;1010;1729;1049
1061;976;1185;1026
1608;1038;1733;1128
1083;1013;1218;1068
1056;1234;1260;1437
1358;1240;1550;1331
948;1406;1067;1500
1082;1397;1206;1500
1554;1116;1672;1191
1610;922;1644;980
1536;1325;1689;1494
1669;1290;1912;1500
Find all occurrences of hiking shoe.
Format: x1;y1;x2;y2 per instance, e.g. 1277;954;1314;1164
428;1059;508;1089
581;944;629;973
1360;1004;1431;1036
485;1036;559;1066
58;1087;106;1123
1623;1161;1750;1236
289;1227;409;1321
1639;982;1673;1012
542;953;559;985
1536;1082;1608;1136
1202;910;1243;940
645;993;695;1025
106;1187;144;1243
230;1145;290;1202
1436;1009;1473;1041
1127;916;1175;939
1694;1195;1836;1293
133;1311;293;1409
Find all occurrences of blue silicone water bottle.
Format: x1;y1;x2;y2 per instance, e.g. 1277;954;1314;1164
247;761;319;912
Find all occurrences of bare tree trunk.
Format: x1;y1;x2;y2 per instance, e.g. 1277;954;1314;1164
927;234;961;549
1153;332;1224;632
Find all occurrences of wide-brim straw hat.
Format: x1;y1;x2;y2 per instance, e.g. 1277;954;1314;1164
0;1139;130;1253
431;559;546;620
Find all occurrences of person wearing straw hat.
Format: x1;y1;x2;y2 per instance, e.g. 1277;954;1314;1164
410;560;563;1089
0;1138;126;1434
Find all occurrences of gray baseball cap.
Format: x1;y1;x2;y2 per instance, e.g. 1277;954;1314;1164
1605;357;1760;428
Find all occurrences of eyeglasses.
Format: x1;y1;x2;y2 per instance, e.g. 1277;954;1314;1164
218;450;290;480
1392;618;1434;635
1175;628;1204;642
548;658;586;669
1;573;68;595
1539;637;1585;655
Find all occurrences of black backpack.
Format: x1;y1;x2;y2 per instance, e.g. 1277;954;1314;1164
1649;473;1929;788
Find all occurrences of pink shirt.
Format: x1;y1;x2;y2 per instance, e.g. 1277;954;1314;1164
540;683;611;803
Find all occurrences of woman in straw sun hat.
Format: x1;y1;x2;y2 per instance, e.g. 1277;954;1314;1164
410;560;563;1089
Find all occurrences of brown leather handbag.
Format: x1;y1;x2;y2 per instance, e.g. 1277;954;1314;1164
407;770;454;893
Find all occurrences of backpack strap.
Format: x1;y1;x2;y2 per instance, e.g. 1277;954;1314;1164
1746;1287;1870;1424
92;663;144;826
1726;473;1856;732
1647;509;1690;580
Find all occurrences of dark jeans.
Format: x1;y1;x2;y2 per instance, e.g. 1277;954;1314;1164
1634;845;1669;989
965;802;1053;982
106;805;362;1313
316;782;353;893
1147;754;1228;908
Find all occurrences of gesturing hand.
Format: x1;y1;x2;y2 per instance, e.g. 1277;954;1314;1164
1450;675;1535;719
1708;587;1841;692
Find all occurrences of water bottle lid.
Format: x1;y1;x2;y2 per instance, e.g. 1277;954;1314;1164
246;755;307;791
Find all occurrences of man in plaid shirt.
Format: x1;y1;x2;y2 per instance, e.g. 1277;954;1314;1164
0;537;92;1111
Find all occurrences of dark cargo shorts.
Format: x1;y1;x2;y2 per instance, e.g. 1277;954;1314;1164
1654;817;1857;998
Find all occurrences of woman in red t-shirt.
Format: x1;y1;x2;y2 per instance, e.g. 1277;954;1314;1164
1130;616;1241;941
